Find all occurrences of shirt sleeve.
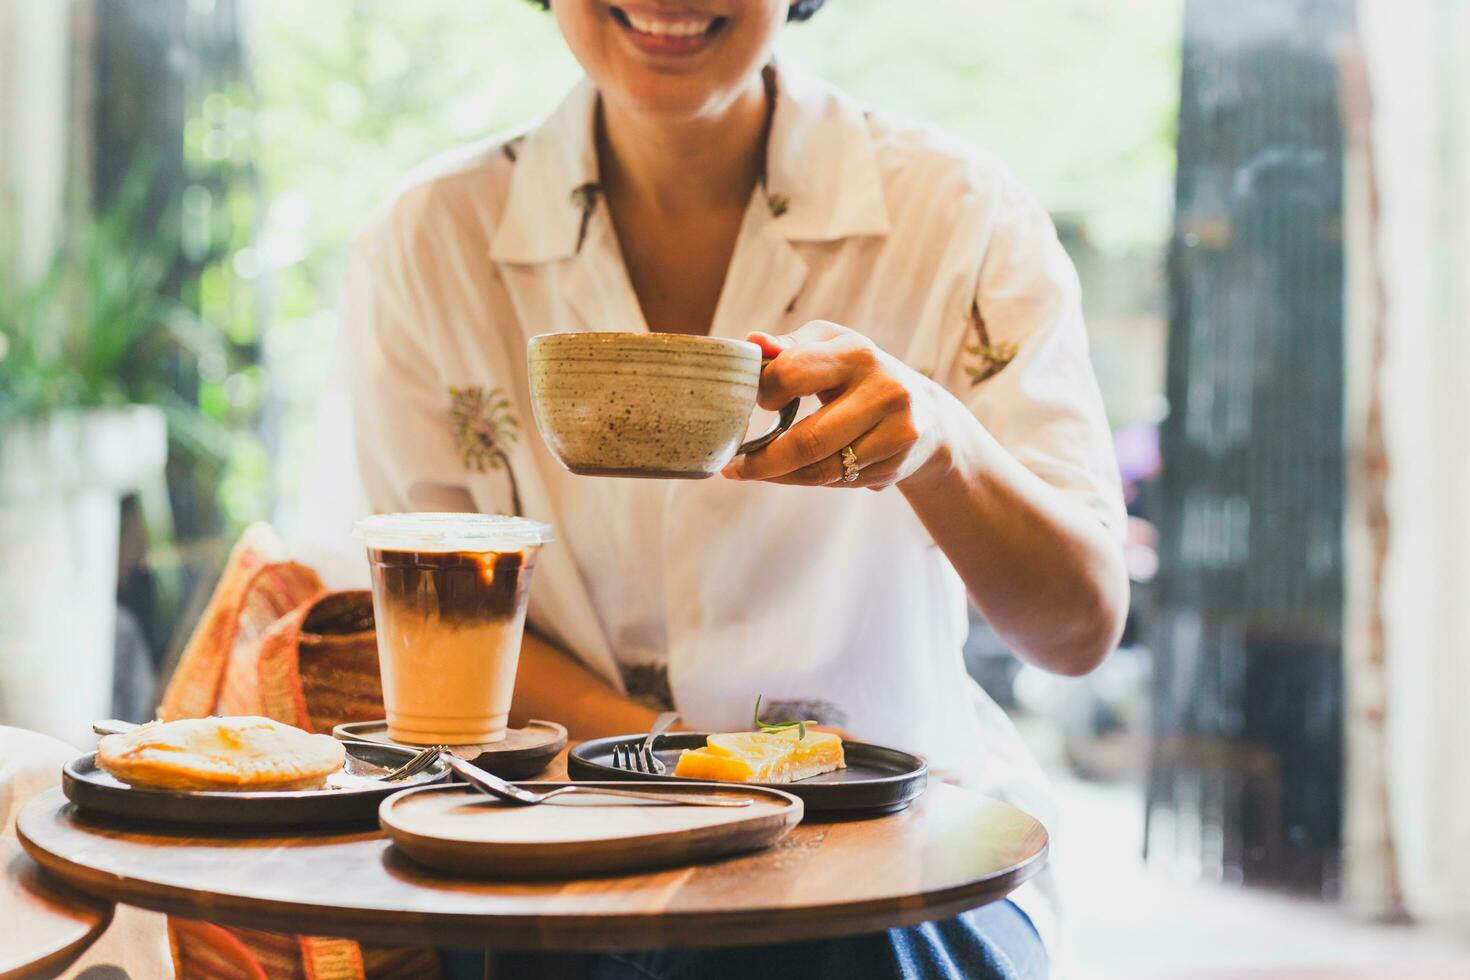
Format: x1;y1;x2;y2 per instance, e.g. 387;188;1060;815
341;227;477;516
941;173;1126;537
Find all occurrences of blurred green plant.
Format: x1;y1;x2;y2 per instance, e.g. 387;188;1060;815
176;72;272;532
0;166;243;651
0;172;230;436
248;0;577;525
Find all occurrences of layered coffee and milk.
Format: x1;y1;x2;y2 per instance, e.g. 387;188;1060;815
356;514;553;745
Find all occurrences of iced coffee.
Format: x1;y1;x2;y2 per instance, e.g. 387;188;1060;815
355;514;553;745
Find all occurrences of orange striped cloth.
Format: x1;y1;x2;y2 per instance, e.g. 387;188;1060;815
159;523;442;980
159;523;301;722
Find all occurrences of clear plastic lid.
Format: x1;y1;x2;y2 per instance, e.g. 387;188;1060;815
354;513;553;553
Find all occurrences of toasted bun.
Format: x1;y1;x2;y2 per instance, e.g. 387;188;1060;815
96;716;346;791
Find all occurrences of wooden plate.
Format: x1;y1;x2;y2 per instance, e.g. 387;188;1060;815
63;741;449;829
568;733;928;817
333;719;567;779
380;782;802;879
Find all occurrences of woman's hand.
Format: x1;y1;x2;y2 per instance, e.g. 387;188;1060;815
722;321;949;490
724;323;1127;677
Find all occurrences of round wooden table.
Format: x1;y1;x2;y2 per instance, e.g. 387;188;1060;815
16;756;1047;952
1;838;113;980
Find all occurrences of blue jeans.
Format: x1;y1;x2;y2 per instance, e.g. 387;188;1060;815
448;900;1046;979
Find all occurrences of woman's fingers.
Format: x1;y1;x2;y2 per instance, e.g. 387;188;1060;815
746;320;848;358
746;413;912;487
751;326;876;411
726;387;889;481
848;454;908;491
753;338;861;410
759;452;904;490
729;322;934;490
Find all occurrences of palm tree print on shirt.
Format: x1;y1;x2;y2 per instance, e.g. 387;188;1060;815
449;385;524;517
965;299;1017;386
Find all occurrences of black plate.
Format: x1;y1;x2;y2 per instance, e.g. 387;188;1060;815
568;733;927;817
333;719;566;780
62;741;449;829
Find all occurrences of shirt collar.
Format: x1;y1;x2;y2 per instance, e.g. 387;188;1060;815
489;58;890;265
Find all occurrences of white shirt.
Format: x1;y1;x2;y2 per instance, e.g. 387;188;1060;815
300;60;1124;955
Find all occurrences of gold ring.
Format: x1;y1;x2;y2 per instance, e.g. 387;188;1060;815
840;445;860;483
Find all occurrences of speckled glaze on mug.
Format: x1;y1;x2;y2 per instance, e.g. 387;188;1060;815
527;332;798;479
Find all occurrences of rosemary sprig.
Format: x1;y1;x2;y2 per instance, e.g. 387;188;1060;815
753;695;816;741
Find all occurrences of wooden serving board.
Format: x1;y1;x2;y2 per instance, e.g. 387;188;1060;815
19;775;1050;950
380;782;802;879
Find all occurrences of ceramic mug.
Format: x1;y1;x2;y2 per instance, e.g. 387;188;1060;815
526;332;800;479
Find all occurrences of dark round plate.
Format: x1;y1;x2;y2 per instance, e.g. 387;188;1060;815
568;733;928;818
63;741;449;829
333;719;567;780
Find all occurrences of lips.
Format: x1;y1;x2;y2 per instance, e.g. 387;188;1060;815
609;4;728;56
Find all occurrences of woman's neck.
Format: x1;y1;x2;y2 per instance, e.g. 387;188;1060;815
598;73;772;216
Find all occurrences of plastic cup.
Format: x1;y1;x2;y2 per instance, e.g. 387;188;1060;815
355;513;553;745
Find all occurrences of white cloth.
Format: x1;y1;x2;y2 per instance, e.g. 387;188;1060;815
1351;3;1470;926
1;726;172;978
299;60;1125;954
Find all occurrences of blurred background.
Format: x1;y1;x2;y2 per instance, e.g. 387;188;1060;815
2;0;1468;976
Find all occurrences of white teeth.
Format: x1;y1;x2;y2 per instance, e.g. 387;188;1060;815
624;11;714;37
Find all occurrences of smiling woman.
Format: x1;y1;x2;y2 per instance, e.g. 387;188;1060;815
304;0;1131;975
307;1;1123;980
553;2;786;106
524;0;827;21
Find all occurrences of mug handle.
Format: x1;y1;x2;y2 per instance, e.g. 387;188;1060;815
735;357;801;456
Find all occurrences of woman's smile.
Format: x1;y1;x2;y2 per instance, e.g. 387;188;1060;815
608;4;730;59
554;0;781;118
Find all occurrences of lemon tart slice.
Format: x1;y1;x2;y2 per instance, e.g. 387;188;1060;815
673;728;845;784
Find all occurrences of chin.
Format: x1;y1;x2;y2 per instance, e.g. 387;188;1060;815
610;73;742;120
556;1;784;118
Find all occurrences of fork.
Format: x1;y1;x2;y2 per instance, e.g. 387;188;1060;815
336;740;441;781
611;711;680;775
92;720;440;782
441;752;749;807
